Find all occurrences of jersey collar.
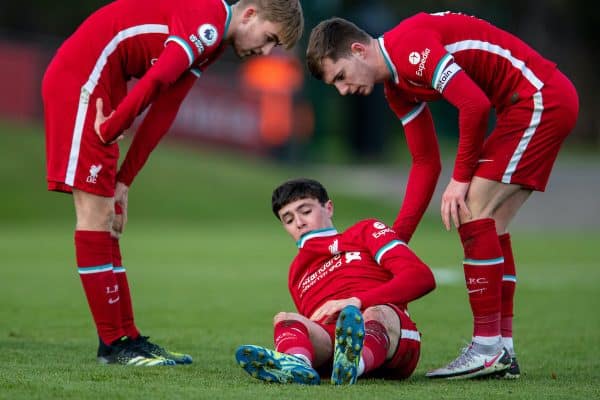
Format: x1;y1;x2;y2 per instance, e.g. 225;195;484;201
221;0;232;37
296;227;338;248
377;36;399;84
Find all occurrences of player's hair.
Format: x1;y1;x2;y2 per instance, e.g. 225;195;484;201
306;17;371;80
238;0;304;49
271;178;330;219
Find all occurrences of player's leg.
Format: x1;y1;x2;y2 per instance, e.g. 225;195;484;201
43;71;171;366
358;305;400;376
235;312;323;384
371;305;421;380
427;177;516;379
331;305;365;384
492;189;532;378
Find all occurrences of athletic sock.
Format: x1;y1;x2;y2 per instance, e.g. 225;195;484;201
75;230;125;345
499;233;516;355
274;320;314;365
362;320;390;374
459;219;503;349
111;237;140;339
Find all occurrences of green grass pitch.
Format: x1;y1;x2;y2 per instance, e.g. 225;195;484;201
0;121;598;399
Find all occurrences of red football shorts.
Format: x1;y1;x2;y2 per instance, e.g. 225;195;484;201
475;69;579;191
42;59;123;197
319;304;421;380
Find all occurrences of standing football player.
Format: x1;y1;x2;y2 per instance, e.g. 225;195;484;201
42;0;303;366
306;13;578;379
235;178;435;384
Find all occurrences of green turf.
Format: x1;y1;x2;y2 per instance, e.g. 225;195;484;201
1;121;599;399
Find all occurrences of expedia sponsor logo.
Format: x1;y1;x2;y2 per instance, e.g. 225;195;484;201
372;227;395;239
415;48;430;77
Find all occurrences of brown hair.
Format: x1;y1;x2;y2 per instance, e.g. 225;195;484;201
238;0;304;49
306;17;371;80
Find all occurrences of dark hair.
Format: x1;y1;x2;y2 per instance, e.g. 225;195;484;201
271;178;329;219
306;17;371;80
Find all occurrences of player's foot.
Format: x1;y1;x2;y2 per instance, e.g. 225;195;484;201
97;336;175;366
132;335;193;364
331;305;365;385
235;345;320;384
426;344;510;379
497;356;521;379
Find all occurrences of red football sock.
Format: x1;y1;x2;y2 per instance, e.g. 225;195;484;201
499;233;516;340
112;238;140;339
274;320;314;364
362;320;390;374
459;219;503;341
75;230;125;344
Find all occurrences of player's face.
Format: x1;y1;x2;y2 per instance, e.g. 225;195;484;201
278;198;334;242
233;10;283;58
321;54;375;96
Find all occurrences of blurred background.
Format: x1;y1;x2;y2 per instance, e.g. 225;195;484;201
0;0;598;228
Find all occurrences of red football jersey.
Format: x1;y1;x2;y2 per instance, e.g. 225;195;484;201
288;219;435;319
52;0;231;143
381;12;558;241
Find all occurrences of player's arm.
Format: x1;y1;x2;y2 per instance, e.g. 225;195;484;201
97;42;192;144
356;238;436;309
434;63;492;183
386;90;441;243
116;70;198;186
431;59;492;228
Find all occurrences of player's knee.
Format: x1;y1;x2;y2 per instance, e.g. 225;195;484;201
272;312;302;326
364;305;401;343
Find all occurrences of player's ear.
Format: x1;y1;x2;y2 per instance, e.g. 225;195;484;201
325;200;334;218
350;42;367;58
242;6;257;22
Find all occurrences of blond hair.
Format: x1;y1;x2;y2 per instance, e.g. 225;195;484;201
306;17;371;80
238;0;304;49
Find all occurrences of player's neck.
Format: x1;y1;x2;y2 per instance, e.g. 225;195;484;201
372;38;391;83
224;3;243;42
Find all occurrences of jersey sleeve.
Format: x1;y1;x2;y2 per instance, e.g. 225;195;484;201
384;83;441;243
116;70;198;186
98;43;191;143
165;8;226;67
341;220;436;308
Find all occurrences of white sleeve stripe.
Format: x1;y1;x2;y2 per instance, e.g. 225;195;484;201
165;35;194;67
375;240;407;264
434;62;462;93
400;102;426;126
190;68;202;78
401;329;421;342
431;53;453;86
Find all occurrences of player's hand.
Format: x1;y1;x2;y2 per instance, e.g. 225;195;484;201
112;182;129;239
309;297;361;324
441;178;471;230
94;98;122;144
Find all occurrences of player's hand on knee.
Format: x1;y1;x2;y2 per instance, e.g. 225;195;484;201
94;98;122;144
112;182;129;237
441;178;471;230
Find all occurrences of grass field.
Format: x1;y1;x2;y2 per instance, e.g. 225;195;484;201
1;121;599;399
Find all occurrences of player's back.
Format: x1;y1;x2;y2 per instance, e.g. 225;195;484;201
51;0;224;83
392;12;557;107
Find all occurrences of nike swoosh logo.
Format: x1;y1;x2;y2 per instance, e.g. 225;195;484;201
468;289;485;294
108;296;120;304
484;351;503;368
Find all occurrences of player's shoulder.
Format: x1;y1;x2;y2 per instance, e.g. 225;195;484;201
347;219;392;234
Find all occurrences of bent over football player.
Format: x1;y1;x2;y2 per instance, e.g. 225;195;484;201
42;0;303;366
235;178;436;384
306;13;579;379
